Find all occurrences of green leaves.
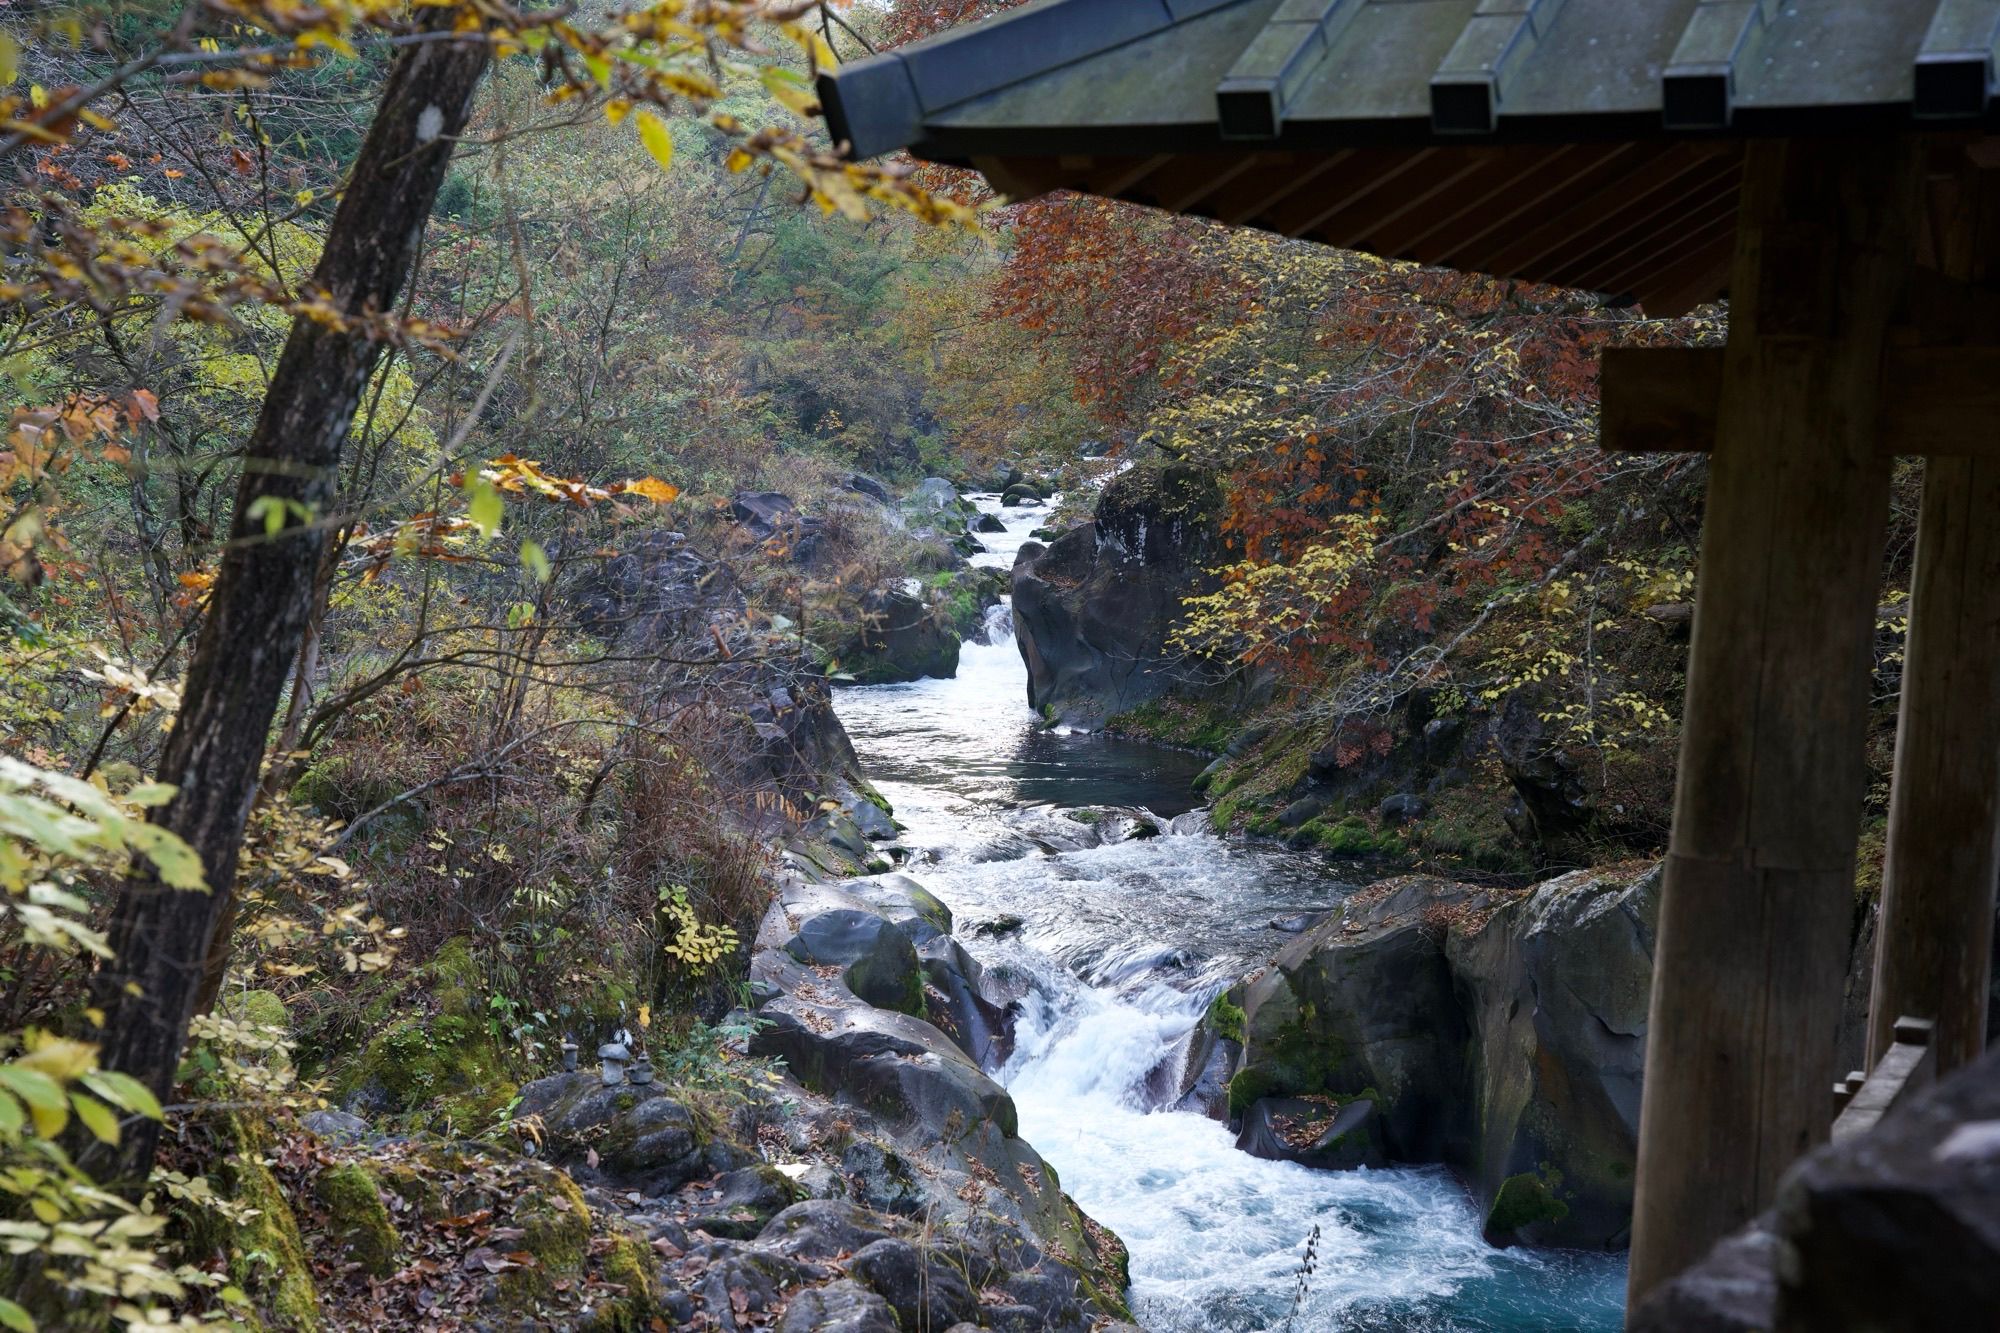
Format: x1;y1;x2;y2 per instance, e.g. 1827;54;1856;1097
519;538;550;583
464;473;503;538
634;108;674;173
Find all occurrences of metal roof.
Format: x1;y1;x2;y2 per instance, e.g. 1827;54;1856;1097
821;0;2000;311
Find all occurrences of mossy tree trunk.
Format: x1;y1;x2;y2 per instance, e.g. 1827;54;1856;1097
84;21;491;1189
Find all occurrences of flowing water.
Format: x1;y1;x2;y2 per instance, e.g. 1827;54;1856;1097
831;497;1628;1332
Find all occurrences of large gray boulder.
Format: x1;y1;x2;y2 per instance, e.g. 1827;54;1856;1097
1011;464;1223;729
1448;862;1657;1247
747;874;1130;1326
786;908;925;1016
1230;864;1660;1248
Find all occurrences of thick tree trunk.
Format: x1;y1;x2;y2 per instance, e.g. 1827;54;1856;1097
85;23;490;1188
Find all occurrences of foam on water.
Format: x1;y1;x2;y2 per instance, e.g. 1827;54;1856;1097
832;494;1628;1331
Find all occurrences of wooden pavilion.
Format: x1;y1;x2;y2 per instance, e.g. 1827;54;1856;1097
821;0;2000;1311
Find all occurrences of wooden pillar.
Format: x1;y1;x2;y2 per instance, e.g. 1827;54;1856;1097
1626;136;1920;1307
1868;160;2000;1076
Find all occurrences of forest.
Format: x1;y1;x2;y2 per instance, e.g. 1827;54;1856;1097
0;1;1954;1331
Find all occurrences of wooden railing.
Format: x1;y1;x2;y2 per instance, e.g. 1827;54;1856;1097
1830;1015;1936;1144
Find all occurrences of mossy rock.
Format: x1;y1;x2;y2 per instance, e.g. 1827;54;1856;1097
1206;992;1245;1046
498;1173;593;1310
596;1233;661;1330
1483;1169;1571;1244
342;937;517;1125
220;989;293;1071
316;1164;400;1277
193;1148;320;1330
1227;1066;1277;1118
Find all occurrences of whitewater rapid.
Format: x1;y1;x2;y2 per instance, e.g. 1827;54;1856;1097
832;494;1626;1332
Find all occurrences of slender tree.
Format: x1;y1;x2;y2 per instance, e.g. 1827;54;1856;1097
85;16;491;1186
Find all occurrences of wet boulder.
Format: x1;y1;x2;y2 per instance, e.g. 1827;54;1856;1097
837;586;961;684
1012;464;1225;729
1236;1096;1387;1170
1231;864;1661;1249
1448;863;1658;1248
1236;878;1479;1161
974;511;1007;533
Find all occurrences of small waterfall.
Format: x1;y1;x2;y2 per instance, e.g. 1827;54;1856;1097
977;600;1014;645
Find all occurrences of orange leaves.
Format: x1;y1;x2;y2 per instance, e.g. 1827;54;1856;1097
453;454;678;510
354;459;679;581
616;477;680;504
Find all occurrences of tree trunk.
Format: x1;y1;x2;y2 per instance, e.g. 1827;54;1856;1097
84;22;490;1189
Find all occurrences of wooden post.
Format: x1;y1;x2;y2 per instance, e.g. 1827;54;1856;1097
1868;160;2000;1077
1626;136;1920;1306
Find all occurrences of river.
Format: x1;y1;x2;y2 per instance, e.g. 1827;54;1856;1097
831;495;1628;1332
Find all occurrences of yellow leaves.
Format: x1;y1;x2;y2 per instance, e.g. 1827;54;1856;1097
0;32;16;86
725;147;755;173
633;108;674;173
758;65;819;119
614;476;679;504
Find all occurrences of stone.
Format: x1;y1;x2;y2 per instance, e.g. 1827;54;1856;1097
731;490;798;542
1002;483;1040;506
687;1165;800;1240
514;1074;707;1194
1378;792;1427;823
844;794;897;842
785;908;925;1015
753;999;1017;1138
1235;1096;1387;1170
843;472;892;503
906;477;958;511
778;1281;901;1333
1012;464;1226;729
1774;1042;2000;1330
1232;864;1659;1247
301;1109;370;1144
975;512;1007;533
757;1200;899;1260
846;1238;981;1331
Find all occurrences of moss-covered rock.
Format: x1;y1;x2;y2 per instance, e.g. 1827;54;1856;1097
1206;991;1245;1046
498;1174;593;1310
596;1233;661;1330
1484;1169;1571;1245
342;937;517;1126
216;1153;321;1329
316;1164;399;1277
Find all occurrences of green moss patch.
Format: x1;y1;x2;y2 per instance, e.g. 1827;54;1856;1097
1206;992;1245;1045
1484;1170;1571;1242
316;1164;400;1277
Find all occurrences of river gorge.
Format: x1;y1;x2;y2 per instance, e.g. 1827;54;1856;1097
830;495;1628;1332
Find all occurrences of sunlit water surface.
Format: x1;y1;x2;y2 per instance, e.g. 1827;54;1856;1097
831;496;1627;1332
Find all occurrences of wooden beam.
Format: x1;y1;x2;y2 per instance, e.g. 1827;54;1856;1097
1868;159;2000;1078
1627;134;1920;1306
1601;344;2000;458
